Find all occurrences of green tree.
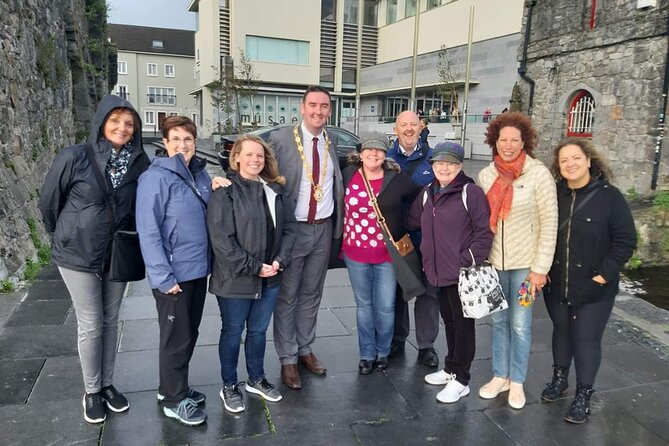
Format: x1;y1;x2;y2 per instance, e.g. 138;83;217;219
206;65;236;134
235;50;259;129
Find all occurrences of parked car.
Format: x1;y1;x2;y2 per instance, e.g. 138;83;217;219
218;125;360;171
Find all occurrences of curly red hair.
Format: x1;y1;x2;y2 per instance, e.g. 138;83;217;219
484;112;537;157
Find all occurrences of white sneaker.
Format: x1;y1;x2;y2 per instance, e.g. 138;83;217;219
425;370;455;386
436;380;470;403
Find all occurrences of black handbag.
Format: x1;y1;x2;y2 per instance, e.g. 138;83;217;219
109;230;145;282
84;145;146;282
360;169;426;301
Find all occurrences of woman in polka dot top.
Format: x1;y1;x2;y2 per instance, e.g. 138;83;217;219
341;131;422;375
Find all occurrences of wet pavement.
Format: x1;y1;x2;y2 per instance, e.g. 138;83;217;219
0;261;668;446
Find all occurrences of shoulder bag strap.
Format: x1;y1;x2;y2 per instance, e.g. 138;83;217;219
83;144;114;222
360;169;396;245
558;187;600;232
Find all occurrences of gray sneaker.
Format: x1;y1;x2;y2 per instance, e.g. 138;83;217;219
163;398;207;426
220;384;245;413
245;378;283;402
157;388;206;405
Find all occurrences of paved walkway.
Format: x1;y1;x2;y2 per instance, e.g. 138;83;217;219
0;261;668;446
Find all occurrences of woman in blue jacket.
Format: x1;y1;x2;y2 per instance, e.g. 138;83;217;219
136;116;212;426
207;135;295;414
408;142;493;404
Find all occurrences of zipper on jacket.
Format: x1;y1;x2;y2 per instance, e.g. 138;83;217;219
501;220;505;270
563;191;577;302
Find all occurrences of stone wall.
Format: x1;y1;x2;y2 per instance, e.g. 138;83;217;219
517;0;669;195
0;0;114;284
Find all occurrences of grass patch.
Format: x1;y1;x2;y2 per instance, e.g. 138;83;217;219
23;259;40;281
653;190;669;211
1;280;15;293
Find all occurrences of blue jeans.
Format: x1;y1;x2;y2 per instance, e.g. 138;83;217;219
217;285;280;386
490;268;533;383
344;255;396;360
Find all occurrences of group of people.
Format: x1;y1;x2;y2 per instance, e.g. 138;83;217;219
38;89;636;428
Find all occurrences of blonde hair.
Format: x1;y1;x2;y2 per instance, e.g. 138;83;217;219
229;135;286;185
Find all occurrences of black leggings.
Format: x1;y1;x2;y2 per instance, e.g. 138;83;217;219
438;285;476;385
544;294;615;387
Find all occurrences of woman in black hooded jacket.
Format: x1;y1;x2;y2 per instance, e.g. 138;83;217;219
542;139;636;424
39;95;150;424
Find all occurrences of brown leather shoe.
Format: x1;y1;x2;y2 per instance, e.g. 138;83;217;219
281;364;302;389
298;353;327;375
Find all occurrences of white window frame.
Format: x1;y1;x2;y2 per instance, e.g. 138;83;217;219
147;86;176;105
164;64;175;78
144;110;155;126
147;63;158;77
116;84;128;100
117;61;127;75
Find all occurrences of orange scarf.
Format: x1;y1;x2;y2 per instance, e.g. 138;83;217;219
487;151;527;233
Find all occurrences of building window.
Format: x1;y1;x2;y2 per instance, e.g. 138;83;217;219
321;0;335;21
246;36;309;65
405;0;417;18
191;113;199;125
386;0;398;24
117;61;127;74
164;64;175;77
145;111;155;126
148;86;176;105
147;63;157;76
152;40;164;49
567;90;595;137
116;85;128;100
344;0;358;24
363;0;378;25
427;0;441;10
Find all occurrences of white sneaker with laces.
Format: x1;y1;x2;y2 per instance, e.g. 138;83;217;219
436;380;470;403
424;370;455;386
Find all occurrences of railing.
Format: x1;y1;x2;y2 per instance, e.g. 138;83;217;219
343;114;499;124
147;94;177;106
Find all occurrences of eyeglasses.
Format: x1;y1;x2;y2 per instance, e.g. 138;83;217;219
169;137;195;147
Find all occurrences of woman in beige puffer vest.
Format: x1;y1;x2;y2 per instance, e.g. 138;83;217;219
476;113;558;410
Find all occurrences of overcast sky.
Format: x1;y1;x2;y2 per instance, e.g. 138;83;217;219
107;0;196;30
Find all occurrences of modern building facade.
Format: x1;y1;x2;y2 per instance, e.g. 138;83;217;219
188;0;525;139
108;24;198;133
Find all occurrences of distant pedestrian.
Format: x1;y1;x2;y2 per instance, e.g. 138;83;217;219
542;139;636;424
136;116;217;426
419;117;430;148
483;107;492;123
208;134;294;413
39;95;150;424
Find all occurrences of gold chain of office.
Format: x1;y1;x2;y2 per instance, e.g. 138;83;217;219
293;125;330;202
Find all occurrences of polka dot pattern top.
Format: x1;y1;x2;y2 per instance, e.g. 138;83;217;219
342;170;391;264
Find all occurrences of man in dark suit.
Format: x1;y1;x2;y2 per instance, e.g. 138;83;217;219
268;86;344;390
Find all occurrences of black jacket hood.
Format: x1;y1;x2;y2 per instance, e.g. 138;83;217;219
88;94;143;154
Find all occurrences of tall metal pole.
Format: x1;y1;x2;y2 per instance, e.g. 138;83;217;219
354;0;364;135
409;0;421;112
460;5;474;147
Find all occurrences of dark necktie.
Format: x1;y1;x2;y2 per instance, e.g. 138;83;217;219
307;137;320;224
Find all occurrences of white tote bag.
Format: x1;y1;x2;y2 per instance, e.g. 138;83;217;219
458;262;508;319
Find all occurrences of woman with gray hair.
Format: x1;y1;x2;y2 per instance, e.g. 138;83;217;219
342;131;422;374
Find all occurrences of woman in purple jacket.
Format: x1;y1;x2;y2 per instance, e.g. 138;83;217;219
408;142;493;404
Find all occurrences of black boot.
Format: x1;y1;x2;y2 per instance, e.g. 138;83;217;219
541;365;569;402
564;384;594;424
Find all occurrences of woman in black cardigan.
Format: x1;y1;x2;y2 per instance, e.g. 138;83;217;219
542;139;636;424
